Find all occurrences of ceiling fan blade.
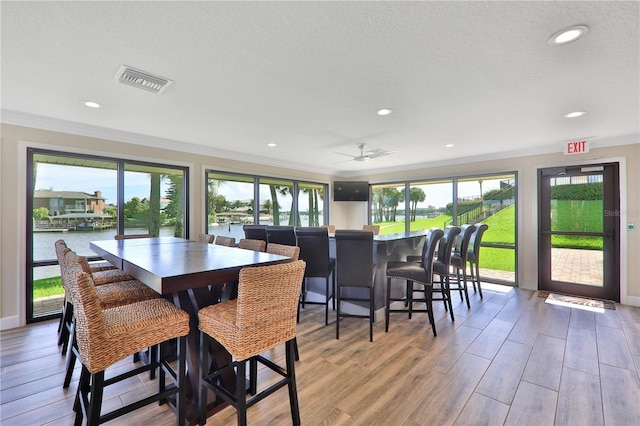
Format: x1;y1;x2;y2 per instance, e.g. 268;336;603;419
366;149;394;159
334;152;356;158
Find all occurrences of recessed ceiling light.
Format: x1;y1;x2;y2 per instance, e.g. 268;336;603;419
563;111;586;118
83;100;101;108
445;144;454;148
267;143;277;147
377;108;393;116
548;25;589;45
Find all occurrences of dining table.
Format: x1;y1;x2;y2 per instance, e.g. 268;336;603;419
90;236;292;423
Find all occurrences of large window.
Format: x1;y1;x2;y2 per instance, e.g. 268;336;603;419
371;173;517;285
27;149;188;321
206;171;327;242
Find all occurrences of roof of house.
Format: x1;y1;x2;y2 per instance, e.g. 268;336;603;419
34;190;105;200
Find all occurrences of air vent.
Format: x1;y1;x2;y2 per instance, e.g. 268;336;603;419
114;65;173;94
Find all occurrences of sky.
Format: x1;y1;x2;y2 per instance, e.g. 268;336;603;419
35;163;168;205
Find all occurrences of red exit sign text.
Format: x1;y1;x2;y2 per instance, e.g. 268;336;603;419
563;140;590;155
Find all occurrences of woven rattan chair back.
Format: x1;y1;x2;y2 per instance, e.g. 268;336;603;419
238;238;267;252
214;235;236;247
199;260;306;361
197;233;214;243
266;243;300;261
362;224;380;235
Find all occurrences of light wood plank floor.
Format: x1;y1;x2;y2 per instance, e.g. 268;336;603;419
2;283;640;425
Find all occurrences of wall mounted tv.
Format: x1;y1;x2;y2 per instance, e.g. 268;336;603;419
333;181;370;202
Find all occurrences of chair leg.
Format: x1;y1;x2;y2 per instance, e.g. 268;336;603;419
236;360;247;426
177;336;186;425
87;370;105;426
407;281;414;319
286;339;301;426
385;278;391;332
249;358;258;395
475;262;483;299
336;287;341;340
461;268;470;309
294;337;300;361
445;275;455;321
64;320;77;388
325;276;330;326
199;332;209;425
369;286;374;342
424;285;437;337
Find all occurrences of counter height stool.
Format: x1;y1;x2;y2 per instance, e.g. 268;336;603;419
449;224;476;308
238;238;267;252
466;223;489;299
214;235;236;247
243;224;268;242
362;224;380;235
385;228;444;336
198;260;306;426
61;249;161;388
295;227;336;325
432;226;461;321
335;230;376;342
198;233;214;244
66;263;189;426
266;226;297;246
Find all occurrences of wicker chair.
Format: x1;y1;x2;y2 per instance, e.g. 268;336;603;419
198;233;214;244
266;243;300;260
362;224;380;235
61;249;160;388
55;241;136;354
238;238;267;252
65;261;190;425
198;260;306;426
385;228;444;336
214;235;236;247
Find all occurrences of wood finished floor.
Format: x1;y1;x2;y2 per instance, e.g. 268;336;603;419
2;284;640;425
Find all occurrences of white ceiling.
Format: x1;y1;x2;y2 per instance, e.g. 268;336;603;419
1;1;638;176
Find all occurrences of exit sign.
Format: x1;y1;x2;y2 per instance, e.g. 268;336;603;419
563;140;590;155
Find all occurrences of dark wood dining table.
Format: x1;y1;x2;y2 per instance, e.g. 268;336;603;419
90;237;292;422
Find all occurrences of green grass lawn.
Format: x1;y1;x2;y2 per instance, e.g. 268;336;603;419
33;276;63;298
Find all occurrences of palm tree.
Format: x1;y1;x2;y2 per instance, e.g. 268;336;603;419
409;187;426;221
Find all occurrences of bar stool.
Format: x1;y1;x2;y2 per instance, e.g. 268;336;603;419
266;225;297;246
66;262;190;426
61;249;161;388
335;230;376;342
243;224;268;242
432;226;461;320
449;224;476;308
295;227;336;325
214;235;236;246
385;228;444;336
198;233;214;243
466;223;489;298
238;238;267;252
198;260;306;425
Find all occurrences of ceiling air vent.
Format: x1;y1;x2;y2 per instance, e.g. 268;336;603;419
114;65;173;94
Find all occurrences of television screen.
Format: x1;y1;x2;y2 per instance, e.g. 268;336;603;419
333;181;369;202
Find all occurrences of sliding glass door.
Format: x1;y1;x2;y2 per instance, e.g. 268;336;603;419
27;149;188;322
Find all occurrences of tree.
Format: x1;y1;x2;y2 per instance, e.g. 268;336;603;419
165;175;183;237
124;197;144;218
33;207;49;220
409;187;426;221
149;173;161;237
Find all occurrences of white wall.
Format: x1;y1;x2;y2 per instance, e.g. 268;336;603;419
2;123;638;329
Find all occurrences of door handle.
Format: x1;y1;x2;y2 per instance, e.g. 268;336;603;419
605;229;615;241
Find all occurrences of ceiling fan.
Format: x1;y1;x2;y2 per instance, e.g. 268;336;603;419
335;143;394;162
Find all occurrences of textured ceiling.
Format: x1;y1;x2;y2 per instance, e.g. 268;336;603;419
1;1;638;176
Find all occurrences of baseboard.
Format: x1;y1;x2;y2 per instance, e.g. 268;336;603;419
1;315;20;331
621;294;640;307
